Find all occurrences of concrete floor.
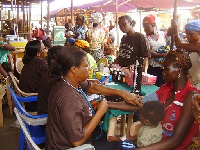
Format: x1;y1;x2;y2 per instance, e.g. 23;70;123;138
0;104;19;150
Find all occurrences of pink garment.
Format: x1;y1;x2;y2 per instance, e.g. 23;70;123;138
156;80;200;149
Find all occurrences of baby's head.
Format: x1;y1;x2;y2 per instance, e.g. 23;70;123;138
140;101;165;127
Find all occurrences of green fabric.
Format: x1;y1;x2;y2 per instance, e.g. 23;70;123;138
86;53;97;69
102;82;159;132
0;41;10;64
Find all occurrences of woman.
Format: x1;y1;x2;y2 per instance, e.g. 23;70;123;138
72;14;88;40
45;46;143;150
19;40;48;111
143;14;167;87
85;13;106;62
113;15;149;68
136;49;200;150
171;19;200;89
45;47;108;149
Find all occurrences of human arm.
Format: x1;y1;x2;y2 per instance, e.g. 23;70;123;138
88;82;143;107
72;99;108;146
171;19;200;52
0;65;8;78
191;94;200;122
135;91;198;150
0;42;15;51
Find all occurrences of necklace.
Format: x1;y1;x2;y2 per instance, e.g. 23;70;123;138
62;78;102;140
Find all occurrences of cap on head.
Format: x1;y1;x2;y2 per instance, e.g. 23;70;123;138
143;14;156;24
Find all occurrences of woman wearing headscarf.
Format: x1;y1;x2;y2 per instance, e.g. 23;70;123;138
85;13;107;62
143;14;167;87
72;14;88;40
171;19;200;89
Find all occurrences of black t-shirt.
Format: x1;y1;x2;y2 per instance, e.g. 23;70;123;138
119;32;149;67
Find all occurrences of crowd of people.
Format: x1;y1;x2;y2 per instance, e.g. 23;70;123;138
1;12;200;150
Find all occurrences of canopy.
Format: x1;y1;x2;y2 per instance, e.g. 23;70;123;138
49;0;199;17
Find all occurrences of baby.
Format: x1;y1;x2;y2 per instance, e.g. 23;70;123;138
108;100;165;150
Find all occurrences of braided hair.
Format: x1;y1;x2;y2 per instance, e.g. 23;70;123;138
165;49;192;77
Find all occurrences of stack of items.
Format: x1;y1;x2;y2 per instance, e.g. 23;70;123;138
141;72;157;85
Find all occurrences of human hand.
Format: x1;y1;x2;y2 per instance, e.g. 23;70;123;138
191;94;200;123
97;98;108;114
90;100;99;111
120;90;143;107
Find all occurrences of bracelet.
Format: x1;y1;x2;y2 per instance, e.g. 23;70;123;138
0;43;4;48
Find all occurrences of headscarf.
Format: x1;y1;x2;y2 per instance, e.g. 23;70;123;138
91;13;103;24
75;40;89;49
143;14;156;24
76;14;85;23
185;20;200;31
66;37;75;46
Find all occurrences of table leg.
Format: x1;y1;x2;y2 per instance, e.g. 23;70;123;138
120;114;126;136
107;117;117;137
127;113;134;130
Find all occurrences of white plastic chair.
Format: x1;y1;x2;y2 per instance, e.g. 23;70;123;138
14;108;41;150
15;58;24;74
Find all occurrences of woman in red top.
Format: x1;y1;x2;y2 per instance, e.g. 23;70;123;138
137;49;200;150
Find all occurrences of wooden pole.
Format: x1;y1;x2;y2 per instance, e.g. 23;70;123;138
47;0;50;35
170;0;178;50
41;0;43;29
71;0;73;26
115;0;119;52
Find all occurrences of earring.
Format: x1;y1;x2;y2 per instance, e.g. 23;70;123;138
177;72;181;78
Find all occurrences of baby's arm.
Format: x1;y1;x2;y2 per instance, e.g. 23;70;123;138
126;129;137;141
107;136;121;142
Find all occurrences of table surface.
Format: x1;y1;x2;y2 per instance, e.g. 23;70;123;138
102;82;159;132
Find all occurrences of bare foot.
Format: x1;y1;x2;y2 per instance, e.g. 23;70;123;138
107;136;121;142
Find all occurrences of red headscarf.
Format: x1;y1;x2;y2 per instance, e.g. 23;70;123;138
143;14;156;24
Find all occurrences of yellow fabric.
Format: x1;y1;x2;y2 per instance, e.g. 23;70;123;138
86;53;97;69
75;40;89;49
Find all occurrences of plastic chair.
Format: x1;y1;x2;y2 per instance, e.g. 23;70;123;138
8;85;47;150
9;72;38;97
15;58;24;74
14;108;41;150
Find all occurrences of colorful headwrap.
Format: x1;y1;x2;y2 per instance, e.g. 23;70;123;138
143;14;156;24
185;20;200;31
76;14;85;23
91;13;103;24
75;40;89;49
67;37;75;46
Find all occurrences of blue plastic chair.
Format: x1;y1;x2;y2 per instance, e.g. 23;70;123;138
7;86;47;150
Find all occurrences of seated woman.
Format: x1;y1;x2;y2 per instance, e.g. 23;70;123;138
19;40;48;111
135;49;200;149
45;46;142;150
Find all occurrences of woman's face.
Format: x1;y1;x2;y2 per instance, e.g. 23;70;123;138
143;23;154;35
75;18;83;26
118;17;132;34
185;30;200;43
162;59;179;83
76;57;91;82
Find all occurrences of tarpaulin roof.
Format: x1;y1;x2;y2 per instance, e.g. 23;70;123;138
49;0;200;17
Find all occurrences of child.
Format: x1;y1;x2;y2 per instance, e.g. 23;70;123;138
104;34;116;63
108;100;165;150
